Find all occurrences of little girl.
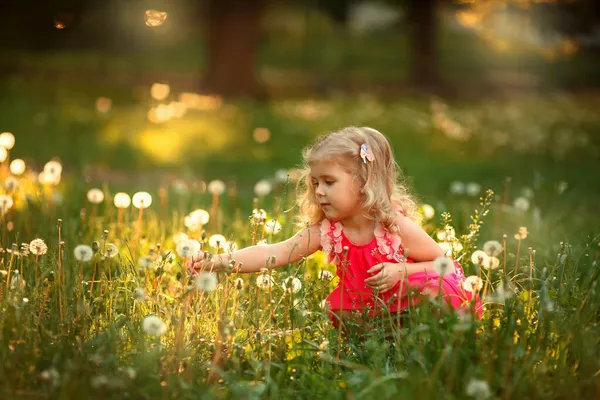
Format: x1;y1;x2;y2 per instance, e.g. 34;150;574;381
190;126;480;326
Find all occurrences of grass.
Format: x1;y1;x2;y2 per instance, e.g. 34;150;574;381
0;72;600;398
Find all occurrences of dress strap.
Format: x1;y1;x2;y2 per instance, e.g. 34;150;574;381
319;219;343;264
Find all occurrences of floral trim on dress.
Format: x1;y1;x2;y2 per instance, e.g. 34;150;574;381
320;219;343;264
374;224;405;263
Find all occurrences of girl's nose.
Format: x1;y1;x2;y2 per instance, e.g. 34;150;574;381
315;186;325;197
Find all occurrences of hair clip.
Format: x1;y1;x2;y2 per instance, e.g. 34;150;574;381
360;143;374;164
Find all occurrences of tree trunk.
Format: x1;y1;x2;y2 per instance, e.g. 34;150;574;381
407;0;441;90
201;0;268;99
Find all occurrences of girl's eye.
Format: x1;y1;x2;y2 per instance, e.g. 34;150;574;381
325;181;334;186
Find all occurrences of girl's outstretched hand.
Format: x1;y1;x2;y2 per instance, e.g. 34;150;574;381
364;262;406;293
188;251;209;275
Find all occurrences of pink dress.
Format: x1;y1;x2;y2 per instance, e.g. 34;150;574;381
320;213;481;318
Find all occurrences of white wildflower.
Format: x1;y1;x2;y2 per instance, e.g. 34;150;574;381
282;276;302;293
9;159;26;175
132;192;152;209
74;245;93;262
187;209;210;225
0;131;15;149
449;181;465;195
113;192;131;208
207;180;226;195
421;204;435;220
29;238;48;256
274;169;289;183
208;234;227;249
176;239;201;258
138;256;153;268
264;219;282;235
194;272;218;292
5;176;19;191
256;274;274;290
251;209;267;225
0;195;14;213
433;256;454;276
172;232;188;244
254;180;272;197
39;367;60;387
513;197;530;212
142;315;167;338
465;378;491;399
86;188;104;204
466;182;481;197
319;270;334;281
521;187;535;199
470;250;489;266
483;256;500;270
133;287;145;301
462;276;484;293
483;240;503;257
104;243;118;258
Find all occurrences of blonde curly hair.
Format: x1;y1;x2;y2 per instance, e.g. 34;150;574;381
296;126;420;234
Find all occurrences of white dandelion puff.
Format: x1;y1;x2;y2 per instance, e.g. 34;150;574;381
142;315;167;338
133;287;145;301
254;180;272;197
176;239;201;258
104;244;118;258
470;250;489;266
0;132;15;149
207;180;226;195
449;181;465;195
29;238;48;256
194;272;218;292
483;240;503;257
483;256;500;270
172;232;188;244
264;219;282;235
9;159;26;175
208;234;227;249
43;160;63;177
274;169;289;183
5;176;19;191
466;182;481;197
0;195;14;213
74;245;93;262
138;256;153;268
462;276;484;293
319;270;334;281
421;204;435;220
282;276;302;293
113;192;131;208
86;188;104;204
132;192;152;209
465;378;491;399
256;274;274;290
513;197;530;212
433;256;454;276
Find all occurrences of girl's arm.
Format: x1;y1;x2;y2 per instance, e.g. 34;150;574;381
191;224;322;273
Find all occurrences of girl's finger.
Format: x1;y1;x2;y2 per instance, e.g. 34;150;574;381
367;263;385;274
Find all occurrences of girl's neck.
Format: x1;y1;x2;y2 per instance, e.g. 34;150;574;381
339;213;375;234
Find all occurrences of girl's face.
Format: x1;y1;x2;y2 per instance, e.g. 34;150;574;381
310;160;362;222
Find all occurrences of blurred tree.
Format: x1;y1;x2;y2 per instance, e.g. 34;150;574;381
200;0;269;98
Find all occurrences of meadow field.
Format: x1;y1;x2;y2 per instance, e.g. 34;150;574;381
0;74;599;399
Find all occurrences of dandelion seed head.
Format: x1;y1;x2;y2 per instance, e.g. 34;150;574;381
264;219;282;235
483;240;503;257
208;234;227;249
132;192;152;209
282;276;302;293
513;197;530;212
254;180;272;197
133;287;145;301
0;132;15;149
74;245;93;262
449;181;465;195
29;238;48;256
87;188;104;204
142;315;167;338
194;272;218;292
5;176;19;191
104;243;118;258
9;159;26;175
421;204;435;220
0;195;14;213
462;275;484;293
465;378;491;399
113;192;131;208
234;277;244;290
466;182;481;196
470;250;489;266
176;239;201;258
433;256;454;276
256;274;274;290
207;180;226;195
172;232;188;244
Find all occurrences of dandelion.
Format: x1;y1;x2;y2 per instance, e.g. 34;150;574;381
0;131;15;149
274;169;289;183
5;176;18;191
9;159;26;175
466;182;481;196
514;226;529;240
176;239;201;258
172;232;188;244
521;187;535;199
0;195;13;213
171;179;189;195
256;274;274;290
150;82;170;100
208;234;227;249
449;181;465;195
104;244;118;258
483;240;503;257
234;277;244;290
123;367;137;380
142;315;167;338
39;367;60;387
74;245;93;262
133;287;145;301
282;276;302;293
470;250;489;266
513;197;530;212
86;188;104;204
465;378;491;399
113;192;131;208
251;209;267;225
43;160;63;177
254;180;272;197
319;270;334;281
188;209;210;225
138;256;153;268
462;276;484;293
265;219;282;235
194;272;218;292
433;256;454;276
421;204;435;220
207;180;226;195
29;239;48;256
132;192;152;209
484;256;500;270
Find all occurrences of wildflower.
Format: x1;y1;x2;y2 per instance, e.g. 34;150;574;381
514;226;529;240
176;239;201;258
466;182;481;196
172;232;188;244
234;277;244;290
282;276;302;293
0;195;14;213
207;180;226;195
39;367;60;387
465;378;491;399
86;188;104;204
483;240;503;257
436;226;456;241
462;276;483;293
194;272;218;292
421;204;435;220
9;159;26;175
133;287;145;301
449;181;465;195
10;272;25;291
264;219;282;235
113;192;131;208
104;243;118;258
274;169;289;183
43;160;63;177
0;131;15;149
256;274;274;290
29;238;48;256
319;270;334;281
132;192;152;209
20;243;29;256
188;209;210;225
254;180;272;197
483;256;500;270
257;239;268;246
513;197;530;212
433;256;454;276
470;250;489;266
5;176;19;191
171;179;189;195
208;234;227;249
142;315;167;338
521;187;535;199
251;209;267;225
74;245;93;262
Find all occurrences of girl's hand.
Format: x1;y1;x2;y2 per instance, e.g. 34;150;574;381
188;251;210;275
364;262;407;293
